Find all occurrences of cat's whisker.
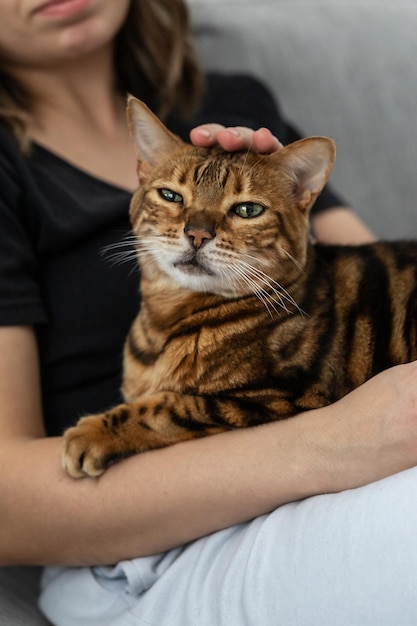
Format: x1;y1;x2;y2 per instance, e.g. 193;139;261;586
106;250;138;267
246;265;303;314
242;252;268;264
238;261;305;317
101;235;137;252
236;144;252;177
243;273;290;316
243;250;298;276
228;269;277;318
242;250;302;280
281;248;304;272
134;245;167;270
218;266;244;297
238;145;266;179
230;260;281;305
258;288;290;317
237;259;304;315
244;151;268;177
134;253;159;271
100;236;140;270
228;263;285;319
253;287;285;319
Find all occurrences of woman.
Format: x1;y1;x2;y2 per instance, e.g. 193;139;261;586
1;1;416;624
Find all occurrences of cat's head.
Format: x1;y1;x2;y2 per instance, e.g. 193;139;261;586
127;96;335;301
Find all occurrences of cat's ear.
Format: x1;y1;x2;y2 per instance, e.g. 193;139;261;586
127;96;182;179
277;137;336;211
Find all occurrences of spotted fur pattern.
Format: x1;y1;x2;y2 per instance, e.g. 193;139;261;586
62;98;417;478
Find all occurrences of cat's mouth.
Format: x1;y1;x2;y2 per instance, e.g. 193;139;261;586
174;255;215;277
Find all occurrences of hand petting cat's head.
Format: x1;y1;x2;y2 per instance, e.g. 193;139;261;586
127;97;335;299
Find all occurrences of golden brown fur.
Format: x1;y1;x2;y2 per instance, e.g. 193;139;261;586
62;98;417;478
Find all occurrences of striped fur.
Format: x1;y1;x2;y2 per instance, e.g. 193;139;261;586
62;99;417;478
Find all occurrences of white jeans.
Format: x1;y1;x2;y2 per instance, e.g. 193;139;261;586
39;467;417;626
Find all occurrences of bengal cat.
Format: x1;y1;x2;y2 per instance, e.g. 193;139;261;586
62;97;417;478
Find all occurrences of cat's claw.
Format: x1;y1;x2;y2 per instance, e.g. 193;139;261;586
62;415;114;478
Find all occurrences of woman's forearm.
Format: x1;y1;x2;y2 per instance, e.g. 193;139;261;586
2;362;417;567
0;424;316;567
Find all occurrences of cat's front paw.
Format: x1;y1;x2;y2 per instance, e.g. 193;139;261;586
62;410;136;478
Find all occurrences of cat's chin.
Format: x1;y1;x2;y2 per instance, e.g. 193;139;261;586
174;259;214;276
165;264;233;298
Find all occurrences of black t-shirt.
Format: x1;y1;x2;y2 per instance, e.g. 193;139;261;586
0;74;344;436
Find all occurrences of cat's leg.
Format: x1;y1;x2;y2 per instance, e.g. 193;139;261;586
62;389;299;478
62;392;233;478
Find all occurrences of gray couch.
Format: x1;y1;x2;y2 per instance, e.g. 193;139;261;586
2;1;416;623
190;0;417;239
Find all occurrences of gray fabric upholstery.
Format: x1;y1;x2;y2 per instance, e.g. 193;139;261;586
189;0;417;239
0;567;51;625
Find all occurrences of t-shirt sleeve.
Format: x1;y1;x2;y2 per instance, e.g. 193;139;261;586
0;130;46;325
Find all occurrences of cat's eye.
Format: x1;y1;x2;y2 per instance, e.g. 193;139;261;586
158;188;183;203
233;202;265;219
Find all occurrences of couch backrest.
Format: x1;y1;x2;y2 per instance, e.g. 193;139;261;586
189;0;417;239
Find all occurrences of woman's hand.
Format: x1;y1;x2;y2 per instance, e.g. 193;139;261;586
307;360;417;492
190;124;283;153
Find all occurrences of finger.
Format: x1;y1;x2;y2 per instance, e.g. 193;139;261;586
190;124;226;147
190;124;283;154
214;127;283;153
191;125;252;151
252;128;283;153
215;127;258;152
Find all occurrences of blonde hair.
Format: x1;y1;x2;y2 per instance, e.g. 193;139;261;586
0;0;203;151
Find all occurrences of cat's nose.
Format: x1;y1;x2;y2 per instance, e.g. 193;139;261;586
185;227;215;249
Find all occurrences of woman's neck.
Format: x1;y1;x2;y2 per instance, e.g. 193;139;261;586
18;46;118;135
12;46;140;191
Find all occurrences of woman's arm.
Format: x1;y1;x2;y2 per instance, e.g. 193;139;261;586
1;326;417;567
311;206;376;244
